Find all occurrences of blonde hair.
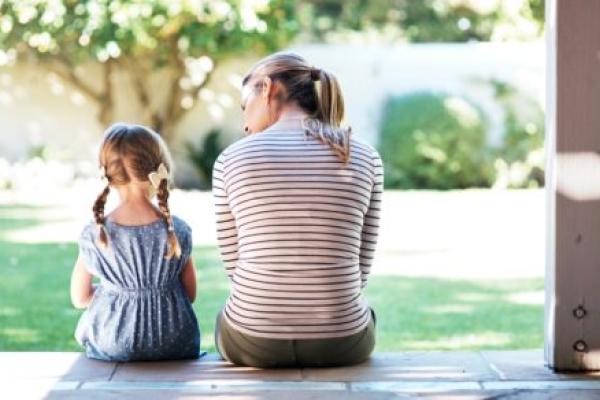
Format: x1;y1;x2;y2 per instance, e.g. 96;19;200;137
243;52;352;163
93;123;182;259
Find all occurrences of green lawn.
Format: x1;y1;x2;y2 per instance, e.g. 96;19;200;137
0;205;544;352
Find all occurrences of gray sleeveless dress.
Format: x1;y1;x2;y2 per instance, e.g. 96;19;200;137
74;215;200;361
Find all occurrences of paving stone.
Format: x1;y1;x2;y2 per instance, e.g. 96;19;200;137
302;352;497;382
351;381;481;392
481;349;600;381
0;352;116;381
46;390;411;400
482;380;600;390
1;378;79;400
112;353;303;382
411;390;600;399
480;390;600;399
83;380;347;391
412;390;510;400
7;351;600;400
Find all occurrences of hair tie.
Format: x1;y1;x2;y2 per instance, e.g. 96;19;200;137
148;163;169;189
310;68;321;81
99;166;109;186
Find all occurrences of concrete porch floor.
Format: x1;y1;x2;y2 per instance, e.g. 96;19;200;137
2;350;600;399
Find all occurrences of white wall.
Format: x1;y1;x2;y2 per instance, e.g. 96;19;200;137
289;41;544;145
0;42;544;186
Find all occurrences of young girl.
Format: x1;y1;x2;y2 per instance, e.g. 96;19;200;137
70;123;200;361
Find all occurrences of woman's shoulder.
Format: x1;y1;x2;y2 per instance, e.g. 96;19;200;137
217;128;287;161
350;138;382;162
217;134;255;160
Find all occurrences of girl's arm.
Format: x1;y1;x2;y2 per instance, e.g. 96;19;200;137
180;257;197;303
70;253;95;309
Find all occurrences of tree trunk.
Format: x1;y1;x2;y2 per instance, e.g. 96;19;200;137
97;60;114;126
47;54;217;144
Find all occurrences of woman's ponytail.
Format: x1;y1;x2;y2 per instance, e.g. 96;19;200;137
315;69;344;127
303;68;352;163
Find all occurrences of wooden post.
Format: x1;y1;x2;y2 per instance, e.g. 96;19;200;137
545;0;600;371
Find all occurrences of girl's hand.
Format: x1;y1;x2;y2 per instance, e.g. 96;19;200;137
180;257;197;303
70;253;95;309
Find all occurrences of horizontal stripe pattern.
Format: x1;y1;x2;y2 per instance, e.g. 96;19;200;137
212;128;383;339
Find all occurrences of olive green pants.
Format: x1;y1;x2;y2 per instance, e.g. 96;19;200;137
215;309;376;368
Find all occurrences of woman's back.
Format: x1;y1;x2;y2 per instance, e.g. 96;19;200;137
213;127;383;339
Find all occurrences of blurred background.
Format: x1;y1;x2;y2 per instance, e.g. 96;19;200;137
0;0;546;353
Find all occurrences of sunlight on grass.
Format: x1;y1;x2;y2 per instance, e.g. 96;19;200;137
506;291;544;305
454;292;494;302
2;328;41;344
0;204;545;352
402;332;513;350
0;307;19;317
423;304;475;314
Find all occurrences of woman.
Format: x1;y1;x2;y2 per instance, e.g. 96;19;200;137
212;52;383;367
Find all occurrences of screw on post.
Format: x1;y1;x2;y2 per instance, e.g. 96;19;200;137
573;305;587;319
573;340;588;353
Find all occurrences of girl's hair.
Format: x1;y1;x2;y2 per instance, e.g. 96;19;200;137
243;52;352;163
93;123;181;259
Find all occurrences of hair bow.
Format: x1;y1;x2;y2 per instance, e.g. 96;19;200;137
148;163;169;189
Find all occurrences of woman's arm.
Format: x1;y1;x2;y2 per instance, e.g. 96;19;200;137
359;150;384;289
70;253;95;309
212;153;240;279
180;257;197;302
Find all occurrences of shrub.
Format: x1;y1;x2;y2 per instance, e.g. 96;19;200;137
378;92;495;190
489;80;545;189
185;129;229;190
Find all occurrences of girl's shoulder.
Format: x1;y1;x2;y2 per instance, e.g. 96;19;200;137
170;215;193;262
79;216;192;240
79;220;97;242
171;215;192;236
79;220;108;253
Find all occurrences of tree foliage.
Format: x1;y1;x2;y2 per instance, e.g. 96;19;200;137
0;0;299;140
0;0;544;142
300;0;544;42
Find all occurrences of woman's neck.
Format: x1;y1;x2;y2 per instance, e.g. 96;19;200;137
267;106;310;131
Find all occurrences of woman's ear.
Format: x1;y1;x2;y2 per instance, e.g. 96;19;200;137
261;76;272;100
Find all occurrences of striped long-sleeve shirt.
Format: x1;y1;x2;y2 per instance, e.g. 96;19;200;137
212;127;383;339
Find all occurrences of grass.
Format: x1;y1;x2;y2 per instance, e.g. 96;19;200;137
0;205;544;352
